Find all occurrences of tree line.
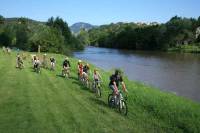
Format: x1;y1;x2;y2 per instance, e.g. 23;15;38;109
0;15;86;55
88;16;200;50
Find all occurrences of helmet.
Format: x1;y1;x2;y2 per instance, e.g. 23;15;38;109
78;60;82;63
115;69;120;75
65;57;69;60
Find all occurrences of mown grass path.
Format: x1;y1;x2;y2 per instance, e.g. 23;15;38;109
0;50;200;133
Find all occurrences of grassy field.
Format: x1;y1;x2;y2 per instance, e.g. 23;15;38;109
0;49;200;133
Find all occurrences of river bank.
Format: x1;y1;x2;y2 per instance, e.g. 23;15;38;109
1;49;200;132
74;46;200;102
167;44;200;53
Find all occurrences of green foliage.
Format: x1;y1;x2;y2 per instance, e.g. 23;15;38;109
0;31;12;46
46;16;71;42
76;28;90;45
29;24;65;53
168;44;200;53
46;16;85;52
16;24;29;50
88;16;200;51
0;15;5;24
0;16;84;54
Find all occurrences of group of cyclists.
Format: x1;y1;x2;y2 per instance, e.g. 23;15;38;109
15;52;128;115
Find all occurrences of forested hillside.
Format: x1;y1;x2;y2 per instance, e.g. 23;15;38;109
88;16;200;52
0;16;86;54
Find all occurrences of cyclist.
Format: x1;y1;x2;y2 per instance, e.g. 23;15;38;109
42;53;48;69
16;54;23;68
77;60;83;80
93;69;102;88
34;57;41;72
83;63;90;80
32;55;37;67
50;56;56;71
109;69;127;96
62;57;71;77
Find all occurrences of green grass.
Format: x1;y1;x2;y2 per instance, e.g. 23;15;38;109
0;49;200;133
168;44;200;53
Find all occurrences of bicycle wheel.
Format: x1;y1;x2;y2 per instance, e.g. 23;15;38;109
119;100;128;116
96;86;102;97
108;94;114;108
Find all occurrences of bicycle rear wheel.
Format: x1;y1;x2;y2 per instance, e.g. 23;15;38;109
96;87;101;97
108;94;114;108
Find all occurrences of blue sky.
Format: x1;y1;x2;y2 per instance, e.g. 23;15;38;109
0;0;199;25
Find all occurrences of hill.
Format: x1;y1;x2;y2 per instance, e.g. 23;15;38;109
70;22;97;34
0;49;200;133
4;17;45;24
0;16;85;54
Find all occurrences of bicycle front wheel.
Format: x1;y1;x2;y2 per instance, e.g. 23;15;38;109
119;100;128;116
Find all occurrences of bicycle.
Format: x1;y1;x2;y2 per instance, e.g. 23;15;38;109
16;60;24;69
108;90;128;116
92;80;102;97
62;67;70;78
34;64;41;73
81;73;90;88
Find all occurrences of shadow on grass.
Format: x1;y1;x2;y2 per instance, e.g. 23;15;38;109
72;81;89;91
88;97;108;108
56;74;64;78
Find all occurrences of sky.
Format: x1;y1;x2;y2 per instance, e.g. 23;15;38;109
0;0;199;26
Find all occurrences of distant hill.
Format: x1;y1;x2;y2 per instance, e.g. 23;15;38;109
4;17;45;24
70;22;97;33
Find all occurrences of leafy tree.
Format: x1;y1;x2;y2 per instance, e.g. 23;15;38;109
0;32;12;46
76;28;90;45
0;15;5;24
29;24;65;53
46;17;71;43
16;24;29;50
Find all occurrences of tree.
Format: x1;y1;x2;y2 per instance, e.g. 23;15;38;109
0;15;5;24
76;28;90;45
29;24;65;53
46;17;71;43
16;24;29;50
0;32;12;46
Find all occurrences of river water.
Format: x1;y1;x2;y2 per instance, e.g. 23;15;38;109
74;46;200;102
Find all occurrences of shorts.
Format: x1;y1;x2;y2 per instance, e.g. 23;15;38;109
82;72;88;79
51;62;55;67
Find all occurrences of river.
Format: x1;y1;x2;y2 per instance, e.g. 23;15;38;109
74;46;200;102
